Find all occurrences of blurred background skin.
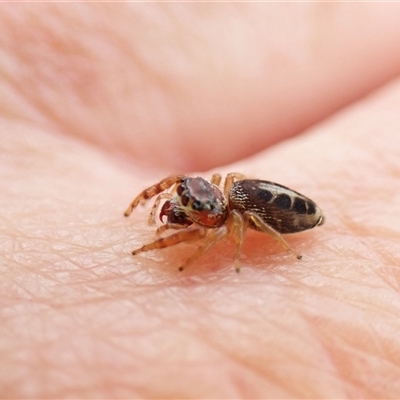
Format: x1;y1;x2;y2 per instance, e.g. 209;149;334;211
3;3;400;172
2;3;400;398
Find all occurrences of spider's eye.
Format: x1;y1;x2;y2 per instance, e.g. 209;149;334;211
192;200;203;211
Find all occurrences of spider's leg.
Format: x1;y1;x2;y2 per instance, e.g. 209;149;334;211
178;226;229;271
156;223;191;235
210;173;222;187
226;209;249;272
132;226;207;255
124;175;184;217
246;211;302;260
223;172;247;198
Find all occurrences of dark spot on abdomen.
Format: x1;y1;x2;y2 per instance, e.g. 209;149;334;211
256;188;273;203
292;197;307;214
273;193;292;209
306;201;316;215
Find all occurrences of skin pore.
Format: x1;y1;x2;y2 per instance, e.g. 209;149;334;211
2;3;400;398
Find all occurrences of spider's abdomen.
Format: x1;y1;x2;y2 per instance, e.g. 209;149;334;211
228;180;324;234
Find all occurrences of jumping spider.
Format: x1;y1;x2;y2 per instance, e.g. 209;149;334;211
124;173;325;272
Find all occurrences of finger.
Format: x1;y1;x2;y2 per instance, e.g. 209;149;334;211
2;4;400;171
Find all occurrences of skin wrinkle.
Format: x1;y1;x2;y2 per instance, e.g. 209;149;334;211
162;309;287;397
186;287;338;397
95;326;227;398
300;299;400;385
198;335;289;397
367;327;400;372
219;328;329;397
364;253;400;292
332;334;400;397
302;321;366;398
304;294;398;382
309;277;394;312
379;259;400;292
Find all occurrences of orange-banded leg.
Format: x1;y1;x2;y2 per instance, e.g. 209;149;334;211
177;209;251;272
245;211;302;260
178;209;250;272
156;223;191;236
132;225;232;272
223;172;246;198
210;173;222;187
132;225;208;259
124;175;184;217
227;209;248;272
177;226;230;271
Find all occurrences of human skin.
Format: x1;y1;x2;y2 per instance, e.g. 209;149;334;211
1;3;400;398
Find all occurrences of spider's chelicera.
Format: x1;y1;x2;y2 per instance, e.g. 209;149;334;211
124;173;325;272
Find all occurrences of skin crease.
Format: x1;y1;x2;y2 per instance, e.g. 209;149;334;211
1;3;400;398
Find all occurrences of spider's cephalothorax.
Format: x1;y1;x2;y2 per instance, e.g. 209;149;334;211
173;177;229;228
124;173;325;272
